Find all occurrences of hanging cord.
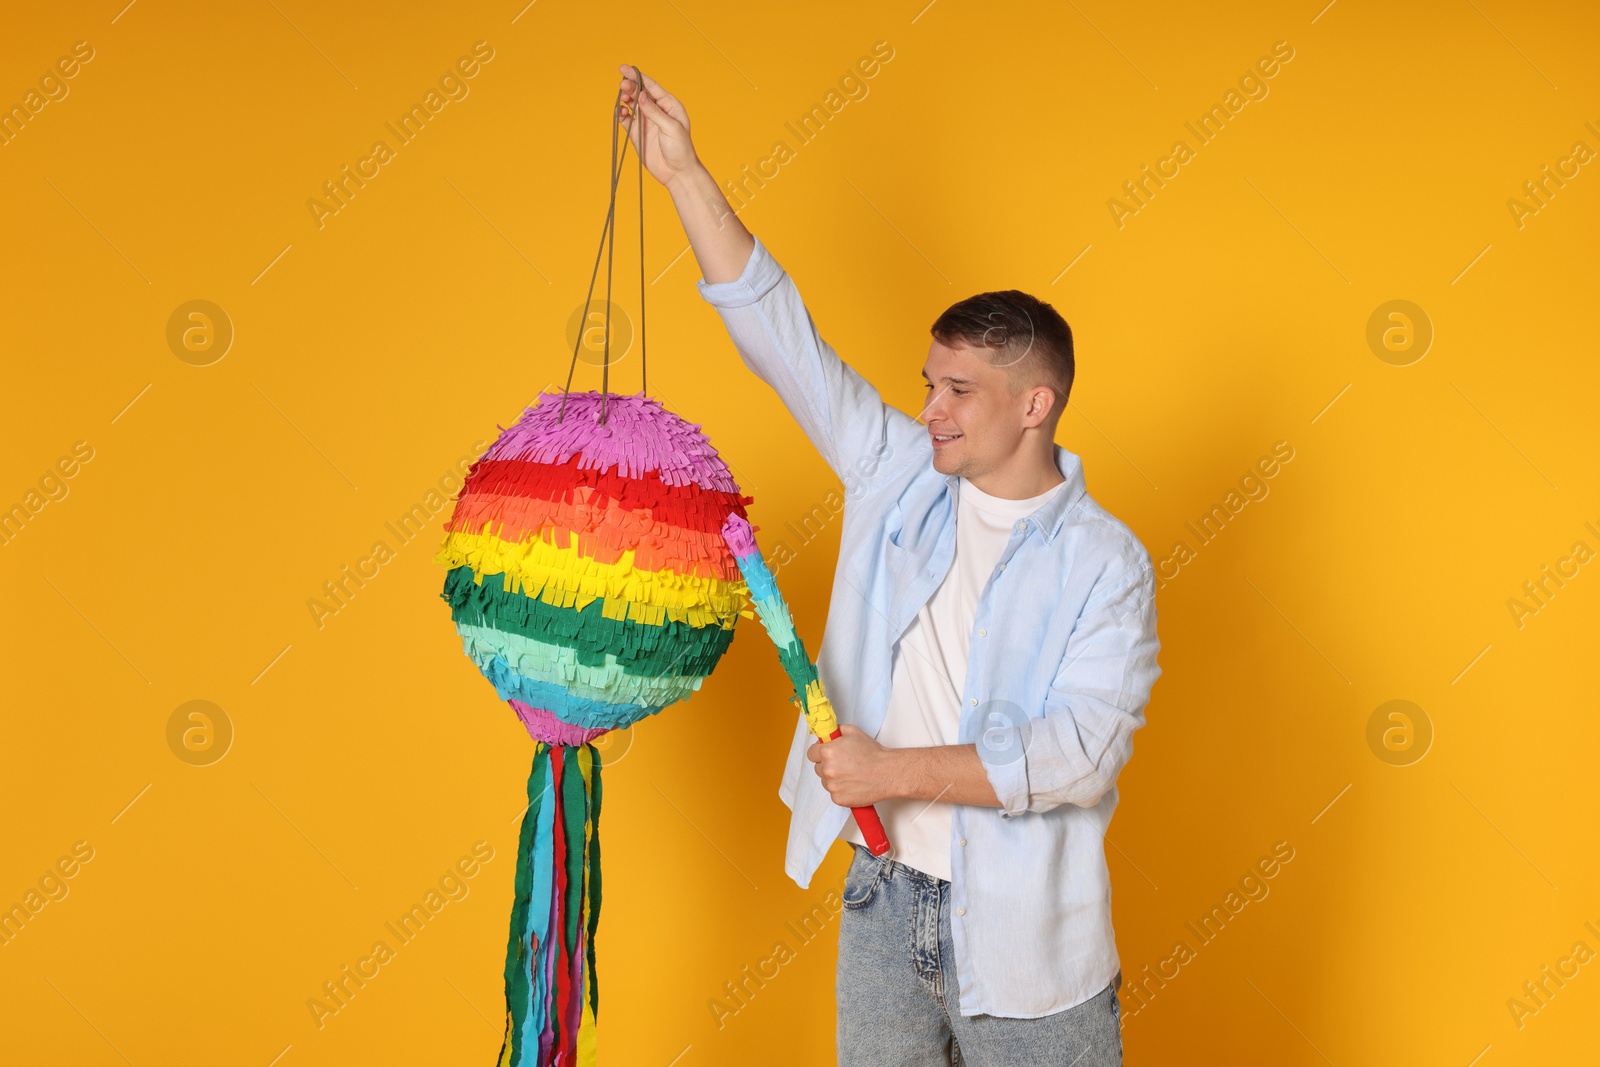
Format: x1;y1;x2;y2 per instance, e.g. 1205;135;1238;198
559;66;649;425
558;90;626;424
636;66;647;401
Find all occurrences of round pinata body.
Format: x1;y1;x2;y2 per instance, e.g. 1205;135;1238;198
435;390;755;745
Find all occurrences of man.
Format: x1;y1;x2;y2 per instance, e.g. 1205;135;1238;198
620;66;1161;1066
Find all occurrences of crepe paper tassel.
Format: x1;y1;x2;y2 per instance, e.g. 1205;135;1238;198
435;391;757;1066
499;742;601;1067
720;512;892;857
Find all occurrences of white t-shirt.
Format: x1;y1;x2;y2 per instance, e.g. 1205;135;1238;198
837;473;1068;880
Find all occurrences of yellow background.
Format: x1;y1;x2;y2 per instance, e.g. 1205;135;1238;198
2;1;1596;1064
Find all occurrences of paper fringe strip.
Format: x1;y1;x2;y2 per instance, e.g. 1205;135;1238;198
435;531;746;628
481;391;742;491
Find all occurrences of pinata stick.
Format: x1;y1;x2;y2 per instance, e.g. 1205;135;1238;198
721;513;891;856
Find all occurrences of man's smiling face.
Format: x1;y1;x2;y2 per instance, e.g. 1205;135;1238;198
920;339;1052;479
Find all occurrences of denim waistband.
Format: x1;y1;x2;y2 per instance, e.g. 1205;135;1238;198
850;840;950;887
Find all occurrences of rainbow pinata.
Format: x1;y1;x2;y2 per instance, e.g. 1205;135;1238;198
437;389;756;740
434;388;756;1066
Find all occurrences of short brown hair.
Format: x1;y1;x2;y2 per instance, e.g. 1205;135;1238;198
929;290;1074;413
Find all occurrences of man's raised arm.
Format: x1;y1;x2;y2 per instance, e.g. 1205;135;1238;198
618;65;924;483
667;164;755;283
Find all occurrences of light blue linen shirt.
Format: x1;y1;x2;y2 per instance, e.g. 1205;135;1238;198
696;234;1162;1018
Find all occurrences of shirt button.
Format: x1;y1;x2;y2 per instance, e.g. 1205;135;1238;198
957;908;966;915
997;563;1005;570
978;629;986;637
959;838;966;846
969;698;978;706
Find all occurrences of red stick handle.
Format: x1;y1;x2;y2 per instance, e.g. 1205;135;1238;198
827;726;892;856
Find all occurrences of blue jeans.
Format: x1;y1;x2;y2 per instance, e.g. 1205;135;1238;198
837;842;1123;1066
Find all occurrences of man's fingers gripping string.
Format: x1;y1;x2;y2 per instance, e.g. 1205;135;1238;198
620;76;687;132
631;67;685;119
621;90;680;139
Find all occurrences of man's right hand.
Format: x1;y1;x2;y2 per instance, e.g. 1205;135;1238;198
615;64;755;285
617;65;700;190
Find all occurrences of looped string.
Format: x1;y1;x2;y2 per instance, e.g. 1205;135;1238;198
559;65;648;425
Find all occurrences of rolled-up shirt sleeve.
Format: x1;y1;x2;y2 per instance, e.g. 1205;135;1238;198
982;559;1161;816
696;234;923;483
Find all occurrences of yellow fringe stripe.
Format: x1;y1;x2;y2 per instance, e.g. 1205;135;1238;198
436;529;750;629
801;677;839;740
